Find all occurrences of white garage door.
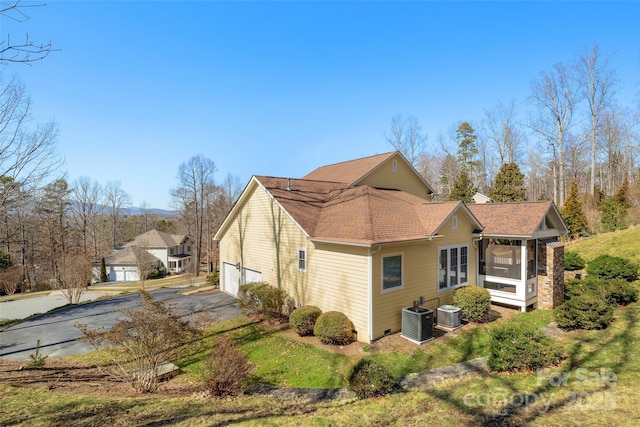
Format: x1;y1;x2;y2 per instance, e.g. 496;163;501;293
242;267;263;284
222;263;263;297
223;262;240;296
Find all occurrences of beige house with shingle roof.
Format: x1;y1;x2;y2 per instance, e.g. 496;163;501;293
214;152;568;343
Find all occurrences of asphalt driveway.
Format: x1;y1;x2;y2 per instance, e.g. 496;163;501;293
0;288;239;361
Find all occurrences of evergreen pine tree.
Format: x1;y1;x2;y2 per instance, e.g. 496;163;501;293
100;257;108;283
615;178;630;207
488;163;527;202
455;121;480;172
600;197;628;232
561;179;589;239
449;170;476;203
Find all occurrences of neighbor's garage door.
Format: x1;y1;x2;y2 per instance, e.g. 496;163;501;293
222;262;262;297
114;269;139;282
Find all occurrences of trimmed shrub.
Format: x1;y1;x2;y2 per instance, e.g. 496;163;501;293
289;305;322;337
564;251;586;271
203;336;253;398
313;311;355;345
564;277;588;301
555;293;614;330
594;278;638;306
348;358;400;399
487;323;562;372
586;254;638;282
452;286;491;322
237;282;288;319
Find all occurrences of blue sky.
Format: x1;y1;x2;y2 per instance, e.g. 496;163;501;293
4;1;639;210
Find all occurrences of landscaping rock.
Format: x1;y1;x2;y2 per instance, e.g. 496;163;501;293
399;356;488;390
245;383;354;403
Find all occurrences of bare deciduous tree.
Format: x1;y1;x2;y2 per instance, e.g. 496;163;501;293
104;181;131;249
76;291;207;393
0;265;22;295
70;177;103;258
133;243;157;290
58;253;91;304
575;44;617;197
529;62;578;206
0;75;60;210
172;155;217;276
0;1;54;64
385;114;427;168
483;99;523;165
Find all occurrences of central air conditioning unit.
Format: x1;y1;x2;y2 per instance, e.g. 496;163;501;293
437;305;462;329
401;307;434;344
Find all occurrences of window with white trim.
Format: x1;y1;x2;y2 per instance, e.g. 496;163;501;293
439;245;468;290
382;253;403;292
297;248;307;272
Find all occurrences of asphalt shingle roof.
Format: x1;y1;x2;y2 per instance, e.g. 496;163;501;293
123;229;187;249
467;201;554;236
256;176;466;245
302;152;397;185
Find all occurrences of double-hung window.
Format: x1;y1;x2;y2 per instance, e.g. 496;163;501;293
382;253;403;292
297;248;307;272
439;245;468;290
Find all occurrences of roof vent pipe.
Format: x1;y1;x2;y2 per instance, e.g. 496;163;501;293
287;178;291;191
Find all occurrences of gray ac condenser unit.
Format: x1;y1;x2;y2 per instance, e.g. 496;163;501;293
401;307;434;344
437;305;462;329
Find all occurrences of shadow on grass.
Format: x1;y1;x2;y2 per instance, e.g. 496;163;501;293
426;303;637;426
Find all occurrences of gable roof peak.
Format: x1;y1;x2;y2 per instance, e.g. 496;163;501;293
302;151;399;186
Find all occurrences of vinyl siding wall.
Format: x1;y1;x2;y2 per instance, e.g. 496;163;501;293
218;183;371;341
370;212;477;340
357;155;432;200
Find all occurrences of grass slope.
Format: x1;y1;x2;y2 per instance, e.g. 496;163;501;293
565;225;640;264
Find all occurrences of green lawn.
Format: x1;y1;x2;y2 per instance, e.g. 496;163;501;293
3;229;640;425
565;224;640;264
3;300;638;426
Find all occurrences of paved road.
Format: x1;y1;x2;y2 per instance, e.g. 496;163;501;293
0;291;115;321
0;288;239;361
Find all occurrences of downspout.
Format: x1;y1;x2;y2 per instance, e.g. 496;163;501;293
368;245;382;342
473;235;483;287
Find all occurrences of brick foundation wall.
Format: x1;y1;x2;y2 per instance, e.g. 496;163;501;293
537;242;565;310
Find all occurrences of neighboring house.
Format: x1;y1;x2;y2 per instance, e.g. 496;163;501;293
92;229;192;283
214;152;568;343
472;192;494;204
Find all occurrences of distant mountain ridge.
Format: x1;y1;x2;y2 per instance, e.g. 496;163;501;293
125;206;177;217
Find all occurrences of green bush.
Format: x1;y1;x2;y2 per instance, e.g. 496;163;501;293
487;324;562;372
564;277;588;301
207;271;220;288
554;293;614;330
348;358;400;399
564;251;586;271
586;254;638;282
289;305;322;337
237;282;288;319
594;278;638;306
313;311;355;345
147;266;166;280
452;286;491;322
564;276;638;307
